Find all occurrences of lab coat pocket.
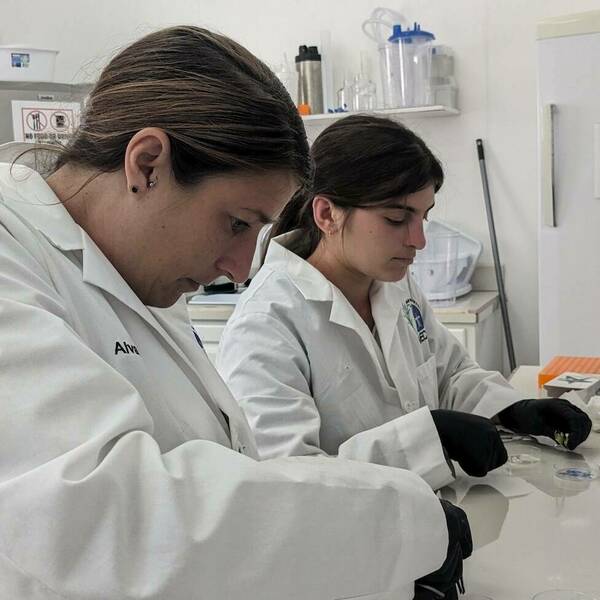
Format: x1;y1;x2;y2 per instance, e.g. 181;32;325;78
416;355;438;410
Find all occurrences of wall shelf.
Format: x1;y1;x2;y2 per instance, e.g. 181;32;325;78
302;105;459;127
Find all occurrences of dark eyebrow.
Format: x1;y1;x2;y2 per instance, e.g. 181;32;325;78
386;200;436;214
240;207;275;225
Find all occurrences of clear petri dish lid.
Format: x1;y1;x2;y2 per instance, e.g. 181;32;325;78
506;442;541;468
508;452;541;466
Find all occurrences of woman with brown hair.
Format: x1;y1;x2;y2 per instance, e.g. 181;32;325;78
0;27;460;600
218;114;590;488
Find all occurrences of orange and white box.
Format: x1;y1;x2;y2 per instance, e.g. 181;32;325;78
543;372;600;402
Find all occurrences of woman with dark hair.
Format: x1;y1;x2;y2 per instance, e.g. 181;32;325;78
0;31;463;600
218;114;591;488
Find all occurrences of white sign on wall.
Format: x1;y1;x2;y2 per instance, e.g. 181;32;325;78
11;100;81;144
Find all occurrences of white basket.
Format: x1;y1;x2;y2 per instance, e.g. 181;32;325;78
410;220;483;300
0;46;58;82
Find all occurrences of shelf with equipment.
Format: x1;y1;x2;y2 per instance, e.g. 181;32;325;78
301;104;459;127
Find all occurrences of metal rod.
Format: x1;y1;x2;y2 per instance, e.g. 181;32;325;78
476;138;517;373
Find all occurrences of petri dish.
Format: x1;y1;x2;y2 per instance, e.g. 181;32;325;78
553;465;599;482
506;442;541;469
508;453;541;466
533;591;600;600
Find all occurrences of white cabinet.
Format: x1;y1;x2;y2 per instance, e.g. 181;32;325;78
189;291;503;374
434;291;504;374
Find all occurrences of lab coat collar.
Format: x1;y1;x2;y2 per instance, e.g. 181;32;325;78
0;164;167;321
267;231;407;331
0;164;163;322
81;234;233;439
0;164;232;438
370;278;411;359
370;275;425;403
0;163;82;250
266;232;423;403
266;231;334;302
82;234;234;442
267;233;366;331
267;233;365;329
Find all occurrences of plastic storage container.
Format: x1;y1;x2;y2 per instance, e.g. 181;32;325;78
412;230;460;305
382;23;435;108
409;220;483;304
0;46;58;82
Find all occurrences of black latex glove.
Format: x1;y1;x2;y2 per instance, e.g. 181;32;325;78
497;398;592;450
414;499;473;600
430;409;508;477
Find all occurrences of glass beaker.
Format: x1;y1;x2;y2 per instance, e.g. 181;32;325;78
271;54;296;104
351;73;377;111
336;77;353;111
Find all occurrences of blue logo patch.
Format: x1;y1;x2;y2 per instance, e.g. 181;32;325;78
402;299;428;343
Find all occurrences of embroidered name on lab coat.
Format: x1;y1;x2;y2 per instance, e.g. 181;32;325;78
114;341;140;355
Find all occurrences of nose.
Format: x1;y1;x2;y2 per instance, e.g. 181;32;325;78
407;219;427;250
215;235;257;284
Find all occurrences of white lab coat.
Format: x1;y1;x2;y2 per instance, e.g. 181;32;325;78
0;164;447;600
218;231;523;490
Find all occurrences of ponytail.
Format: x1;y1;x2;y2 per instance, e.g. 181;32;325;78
268;186;322;259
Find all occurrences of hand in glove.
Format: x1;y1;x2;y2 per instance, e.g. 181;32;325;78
497;398;592;450
414;499;473;600
430;409;508;477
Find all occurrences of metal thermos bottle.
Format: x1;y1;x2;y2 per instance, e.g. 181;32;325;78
295;45;323;114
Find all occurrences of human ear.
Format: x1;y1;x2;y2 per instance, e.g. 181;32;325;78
124;127;171;194
312;195;342;236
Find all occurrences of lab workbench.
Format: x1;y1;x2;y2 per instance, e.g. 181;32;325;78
188;290;504;372
456;366;600;599
189;285;600;596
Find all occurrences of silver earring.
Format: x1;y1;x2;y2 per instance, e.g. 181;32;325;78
148;178;157;189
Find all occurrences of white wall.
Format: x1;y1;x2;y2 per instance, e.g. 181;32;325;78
2;0;599;367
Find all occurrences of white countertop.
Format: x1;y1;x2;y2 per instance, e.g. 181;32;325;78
187;290;499;324
453;366;600;598
431;290;499;323
188;292;241;305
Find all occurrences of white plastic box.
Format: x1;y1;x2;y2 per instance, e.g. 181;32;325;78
0;46;58;82
410;220;483;303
